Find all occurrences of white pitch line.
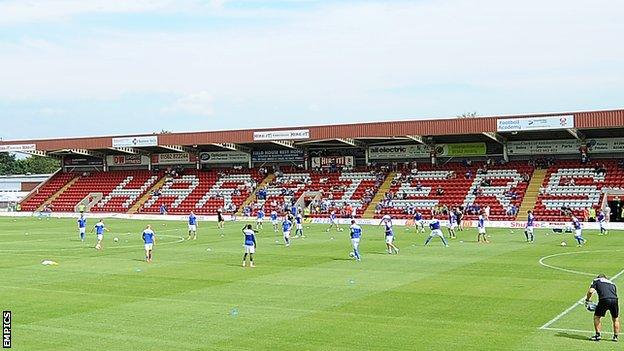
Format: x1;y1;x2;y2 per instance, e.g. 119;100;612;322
538;250;622;277
539;267;624;330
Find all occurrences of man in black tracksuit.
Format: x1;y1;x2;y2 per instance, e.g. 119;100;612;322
586;274;620;342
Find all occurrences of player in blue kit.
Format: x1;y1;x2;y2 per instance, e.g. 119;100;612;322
525;210;535;243
294;213;304;238
142;225;156;262
92;219;109;250
412;211;425;233
291;205;298;217
77;215;87;242
380;215;399;254
187;211;198;240
242;224;257;267
477;212;489;243
597;210;608;235
572;215;587;247
424;215;449;247
270;210;279;232
327;211;339;232
349;220;362;261
446;210;457;239
256;209;265;230
282;218;293;247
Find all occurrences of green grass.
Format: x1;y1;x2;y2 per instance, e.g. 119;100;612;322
1;216;622;350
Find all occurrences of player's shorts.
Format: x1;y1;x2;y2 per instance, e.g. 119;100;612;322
385;235;394;244
447;223;457;230
296;223;303;230
574;229;582;237
416;220;424;226
271;219;278;225
257;218;264;223
595;298;619;318
79;227;86;234
351;238;360;249
526;226;534;234
430;229;444;237
188;224;197;232
244;244;255;254
144;243;153;251
478;227;486;234
283;231;290;238
329;219;336;225
599;221;606;229
97;234;103;241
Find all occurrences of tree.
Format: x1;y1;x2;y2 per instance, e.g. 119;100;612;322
0;153;60;175
0;153;18;175
16;156;60;174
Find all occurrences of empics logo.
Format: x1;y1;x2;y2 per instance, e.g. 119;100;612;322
2;311;10;348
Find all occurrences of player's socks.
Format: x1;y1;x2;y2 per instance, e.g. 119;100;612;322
424;237;432;246
524;231;529;241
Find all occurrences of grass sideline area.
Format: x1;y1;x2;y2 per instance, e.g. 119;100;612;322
0;216;622;350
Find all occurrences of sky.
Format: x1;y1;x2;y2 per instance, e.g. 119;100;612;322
0;0;623;141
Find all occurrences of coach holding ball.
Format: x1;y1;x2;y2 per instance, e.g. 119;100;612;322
585;274;620;342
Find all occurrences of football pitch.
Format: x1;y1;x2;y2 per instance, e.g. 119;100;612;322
0;217;622;350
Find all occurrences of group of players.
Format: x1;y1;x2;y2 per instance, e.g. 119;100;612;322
75;204;610;266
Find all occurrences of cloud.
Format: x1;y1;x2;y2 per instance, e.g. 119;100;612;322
0;0;622;127
168;91;214;116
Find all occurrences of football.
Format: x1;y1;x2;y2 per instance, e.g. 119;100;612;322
114;237;119;243
349;252;355;258
560;241;567;247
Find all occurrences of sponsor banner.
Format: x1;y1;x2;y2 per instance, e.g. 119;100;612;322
367;143;485;159
112;135;158;148
106;155;150;166
507;138;624;155
368;144;430;160
0;144;36;152
441;142;486;156
252;149;304;162
497;115;574;132
64;157;104;166
507;139;578;155
3;211;624;230
311;156;354;168
200;151;250;164
154;153;193;165
586;138;624;153
253;129;310;141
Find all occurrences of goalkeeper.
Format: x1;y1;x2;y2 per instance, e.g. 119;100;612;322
585;274;620;342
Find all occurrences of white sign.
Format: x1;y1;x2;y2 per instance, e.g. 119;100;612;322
507;139;579;155
253;129;310;141
368;145;430;160
311;156;354;168
106;155;150;166
497;115;574;132
507;137;624;155
112;135;158;148
0;144;36;152
200;152;250;164
157;153;191;164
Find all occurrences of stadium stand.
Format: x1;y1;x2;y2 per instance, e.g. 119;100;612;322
250;169;385;218
373;161;533;220
532;160;623;221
